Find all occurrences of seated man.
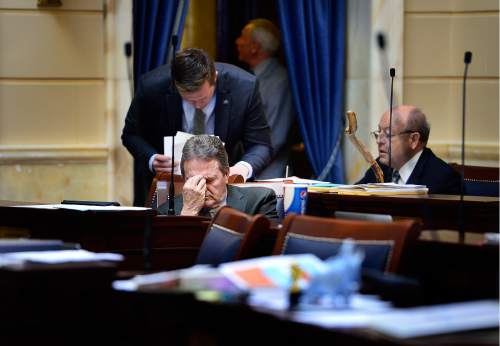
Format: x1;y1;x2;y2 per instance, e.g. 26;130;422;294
357;105;461;194
158;135;278;219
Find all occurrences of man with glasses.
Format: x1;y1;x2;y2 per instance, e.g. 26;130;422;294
357;105;461;194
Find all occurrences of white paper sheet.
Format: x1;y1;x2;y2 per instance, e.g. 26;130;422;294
0;250;123;268
164;131;194;175
255;176;330;184
13;204;151;211
369;300;500;338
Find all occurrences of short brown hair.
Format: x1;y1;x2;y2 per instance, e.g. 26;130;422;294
172;48;216;92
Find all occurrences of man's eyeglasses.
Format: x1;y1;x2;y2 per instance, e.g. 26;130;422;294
370;129;418;140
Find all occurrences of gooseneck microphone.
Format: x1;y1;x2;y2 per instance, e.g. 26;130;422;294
167;35;179;216
459;51;472;241
388;67;396;177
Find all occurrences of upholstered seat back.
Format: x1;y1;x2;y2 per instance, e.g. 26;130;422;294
195;206;270;266
450;163;499;197
282;233;394;272
196;224;244;265
273;214;420;273
463;180;499;197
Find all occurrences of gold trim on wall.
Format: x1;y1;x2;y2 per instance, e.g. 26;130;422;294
430;142;499;164
0;145;109;163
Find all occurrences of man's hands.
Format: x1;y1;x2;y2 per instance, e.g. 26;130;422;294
153;154;179;173
180;175;206;216
229;164;249;182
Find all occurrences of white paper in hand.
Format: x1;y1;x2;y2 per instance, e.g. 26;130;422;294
164;131;194;175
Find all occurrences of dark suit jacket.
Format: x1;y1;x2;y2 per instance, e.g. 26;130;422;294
158;185;278;219
122;63;272;205
357;147;461;194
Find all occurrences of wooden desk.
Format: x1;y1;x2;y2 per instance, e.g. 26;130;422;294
0;201;210;271
0;263;118;345
306;193;499;233
112;289;499;346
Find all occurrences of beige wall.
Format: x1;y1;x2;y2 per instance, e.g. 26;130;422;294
404;0;499;166
0;0;110;203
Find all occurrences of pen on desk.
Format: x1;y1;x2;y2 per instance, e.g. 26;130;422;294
285;165;289;178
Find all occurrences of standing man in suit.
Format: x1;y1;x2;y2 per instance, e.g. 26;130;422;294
357;105;461;194
122;48;272;206
236;19;295;179
158;135;278;219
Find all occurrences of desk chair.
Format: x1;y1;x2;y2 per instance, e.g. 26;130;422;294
146;173;245;208
195;206;271;266
450;163;499;197
273;214;420;273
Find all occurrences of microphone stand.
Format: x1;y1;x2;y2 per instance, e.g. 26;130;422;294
143;35;179;271
388;68;395;179
459;51;472;243
167;35;179;216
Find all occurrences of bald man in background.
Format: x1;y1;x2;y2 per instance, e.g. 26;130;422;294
357;105;461;194
236;19;295;179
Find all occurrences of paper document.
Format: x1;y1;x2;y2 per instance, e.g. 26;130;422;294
255;176;330;184
219;254;325;290
164;131;194;175
308;183;428;196
14;204;151;211
369;300;499;338
0;249;123;269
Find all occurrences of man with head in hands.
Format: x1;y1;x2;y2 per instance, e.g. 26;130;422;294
158;135;278;219
357;105;461;194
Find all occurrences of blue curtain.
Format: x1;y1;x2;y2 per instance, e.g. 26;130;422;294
133;0;189;90
131;0;188;205
277;0;346;183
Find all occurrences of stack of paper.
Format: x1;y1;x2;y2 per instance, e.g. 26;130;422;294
255;176;330;184
0;249;123;269
308;183;428;196
13;204;150;211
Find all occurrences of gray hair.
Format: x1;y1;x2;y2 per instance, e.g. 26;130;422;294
180;135;229;177
249;19;280;55
406;107;431;145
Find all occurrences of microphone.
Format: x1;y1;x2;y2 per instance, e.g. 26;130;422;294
124;42;134;97
459;51;472;242
167;35;179;216
388;67;395;177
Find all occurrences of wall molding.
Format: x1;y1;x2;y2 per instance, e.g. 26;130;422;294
429;141;499;165
0;145;109;164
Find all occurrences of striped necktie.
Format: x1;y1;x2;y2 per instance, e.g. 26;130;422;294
392;170;401;184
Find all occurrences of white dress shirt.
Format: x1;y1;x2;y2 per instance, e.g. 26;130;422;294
397;149;423;184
